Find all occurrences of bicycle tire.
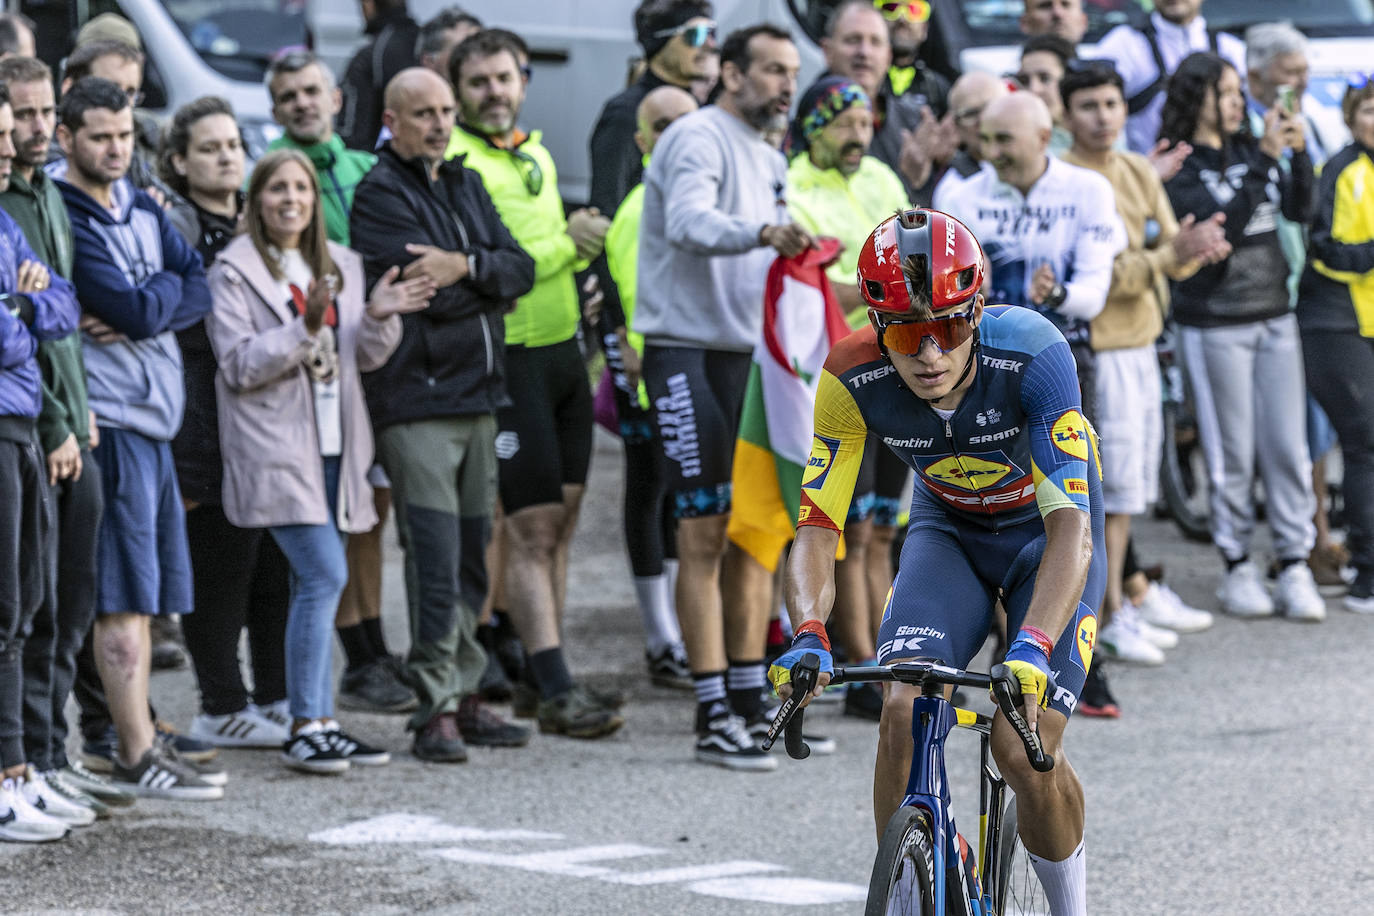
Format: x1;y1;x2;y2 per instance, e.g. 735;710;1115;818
1159;400;1212;543
866;805;936;916
994;797;1048;916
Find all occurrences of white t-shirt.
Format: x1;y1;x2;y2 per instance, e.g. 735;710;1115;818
278;248;342;458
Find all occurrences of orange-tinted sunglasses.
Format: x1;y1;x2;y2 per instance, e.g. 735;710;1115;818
876;307;975;356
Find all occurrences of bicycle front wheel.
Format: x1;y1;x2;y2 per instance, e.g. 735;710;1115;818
994;797;1048;916
865;805;935;916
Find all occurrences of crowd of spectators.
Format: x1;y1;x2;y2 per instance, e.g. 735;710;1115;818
2;0;1372;839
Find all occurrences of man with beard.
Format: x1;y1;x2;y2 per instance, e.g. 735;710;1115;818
350;67;536;762
0;57;125;820
635;24;812;769
445;30;624;741
803;1;949;205
880;0;949;115
784;75;909;722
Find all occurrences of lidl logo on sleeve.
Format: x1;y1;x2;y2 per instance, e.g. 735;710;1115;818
1065;478;1087;495
1076;611;1096;671
923;455;1012;491
1087;422;1102;478
1052;410;1089;460
802;435;841;490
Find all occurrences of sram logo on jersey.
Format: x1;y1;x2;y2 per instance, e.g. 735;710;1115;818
848;363;896;388
1052;410;1089;460
968;426;1020;444
802;435;841;490
923;455;1011;491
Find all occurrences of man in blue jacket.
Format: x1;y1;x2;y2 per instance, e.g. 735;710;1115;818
54;78;216;800
0;79;84;840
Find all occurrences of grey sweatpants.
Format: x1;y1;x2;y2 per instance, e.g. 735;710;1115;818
1180;314;1315;563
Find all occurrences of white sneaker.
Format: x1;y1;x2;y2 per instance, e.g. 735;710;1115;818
1275;563;1327;622
190;705;290;748
1218;561;1276;617
1096;611;1166;666
1137;583;1215;633
20;769;95;827
1118;603;1176;649
0;777;68;842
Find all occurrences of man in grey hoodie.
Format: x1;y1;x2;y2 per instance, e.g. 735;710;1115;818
635;24;813;770
55;78;216;800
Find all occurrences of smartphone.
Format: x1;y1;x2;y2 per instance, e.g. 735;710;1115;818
1276;84;1299;114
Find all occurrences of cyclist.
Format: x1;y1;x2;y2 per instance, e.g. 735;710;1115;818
772;209;1104;916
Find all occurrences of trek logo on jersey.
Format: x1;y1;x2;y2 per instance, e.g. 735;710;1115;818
1076;609;1096;672
848;363;896;388
923;455;1011;491
1065;478;1087;495
802;435;841;490
981;355;1023;373
1052;410;1089;460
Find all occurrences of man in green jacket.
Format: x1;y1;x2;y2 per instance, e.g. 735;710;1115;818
0;56;128;817
446;29;621;739
264;49;416;714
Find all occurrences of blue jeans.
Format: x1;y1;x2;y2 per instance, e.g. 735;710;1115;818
268;457;346;721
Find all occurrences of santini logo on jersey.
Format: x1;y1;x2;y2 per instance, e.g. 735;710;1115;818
848;364;896;388
883;435;934;449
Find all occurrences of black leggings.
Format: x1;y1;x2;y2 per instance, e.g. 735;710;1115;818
179;504;289;716
1303;329;1374;571
22;448;102;771
623;436;677;577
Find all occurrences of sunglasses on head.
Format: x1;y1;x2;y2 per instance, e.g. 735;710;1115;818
654;21;717;48
876;1;931;23
876;305;975;356
509;147;543;196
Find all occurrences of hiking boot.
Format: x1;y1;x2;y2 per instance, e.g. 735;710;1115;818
537;686;624;739
339;658;419;713
412;713;468;763
456;696;531;747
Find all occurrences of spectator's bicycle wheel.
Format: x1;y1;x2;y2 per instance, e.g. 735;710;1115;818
994;797;1047;916
866;805;935;915
1157;330;1212;542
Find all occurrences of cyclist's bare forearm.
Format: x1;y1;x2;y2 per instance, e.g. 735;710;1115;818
784;525;842;631
1022;507;1092;645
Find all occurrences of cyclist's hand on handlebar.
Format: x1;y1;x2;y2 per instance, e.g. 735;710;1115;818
767;621;834;703
999;626;1054;732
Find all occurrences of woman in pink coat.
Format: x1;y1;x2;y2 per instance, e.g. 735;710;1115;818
206;149;433;774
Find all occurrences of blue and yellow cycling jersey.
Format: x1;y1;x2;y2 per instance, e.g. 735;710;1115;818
798;304;1100;532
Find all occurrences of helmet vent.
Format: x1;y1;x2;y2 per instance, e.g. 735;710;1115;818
864;279;886;301
956;266;976;290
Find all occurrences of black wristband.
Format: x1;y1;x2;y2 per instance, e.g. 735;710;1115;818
0;293;34;327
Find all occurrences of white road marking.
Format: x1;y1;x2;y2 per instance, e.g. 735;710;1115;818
317;814;867;906
688;876;869;905
308;813;560;845
606;861;785;885
434;844;664;878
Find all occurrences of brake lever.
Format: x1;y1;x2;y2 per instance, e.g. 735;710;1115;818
988;663;1054;773
762;652;819;759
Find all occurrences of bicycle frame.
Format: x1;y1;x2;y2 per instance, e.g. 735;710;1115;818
902;690;1006;916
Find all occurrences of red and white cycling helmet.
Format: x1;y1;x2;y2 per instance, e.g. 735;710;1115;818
857;209;985;317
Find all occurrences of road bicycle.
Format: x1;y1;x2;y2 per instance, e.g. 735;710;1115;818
766;655;1052;916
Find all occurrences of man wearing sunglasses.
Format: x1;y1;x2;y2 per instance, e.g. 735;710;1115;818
589;1;716;219
876;0;948;115
773;210;1102;916
446;29;625;741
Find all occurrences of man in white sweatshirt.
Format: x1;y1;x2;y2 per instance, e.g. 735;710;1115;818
635;23;812;771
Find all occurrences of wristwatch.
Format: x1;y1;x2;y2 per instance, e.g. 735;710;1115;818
1043;283;1067;309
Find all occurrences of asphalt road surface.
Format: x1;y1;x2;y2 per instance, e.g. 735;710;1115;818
7;430;1372;915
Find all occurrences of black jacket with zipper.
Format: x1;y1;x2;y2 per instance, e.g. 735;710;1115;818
350;143;536;430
